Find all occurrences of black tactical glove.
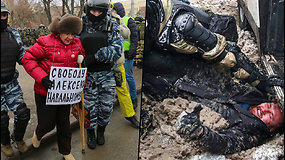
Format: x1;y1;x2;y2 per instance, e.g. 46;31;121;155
177;104;203;140
256;75;284;93
42;76;53;89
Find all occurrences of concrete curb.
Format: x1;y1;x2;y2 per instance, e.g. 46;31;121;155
3;86;142;159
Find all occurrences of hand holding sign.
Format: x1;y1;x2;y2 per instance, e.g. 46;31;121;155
42;76;53;89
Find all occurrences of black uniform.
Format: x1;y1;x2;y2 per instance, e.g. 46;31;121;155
142;0;283;154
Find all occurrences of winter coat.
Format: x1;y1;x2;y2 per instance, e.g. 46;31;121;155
111;12;130;66
113;2;138;60
111;12;130;40
22;33;85;96
124;17;138;60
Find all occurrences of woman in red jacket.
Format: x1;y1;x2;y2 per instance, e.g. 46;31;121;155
22;14;85;160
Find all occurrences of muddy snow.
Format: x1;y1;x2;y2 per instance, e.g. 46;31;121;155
139;0;284;159
139;96;284;160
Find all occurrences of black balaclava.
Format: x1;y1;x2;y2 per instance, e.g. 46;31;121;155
1;17;8;30
86;6;108;23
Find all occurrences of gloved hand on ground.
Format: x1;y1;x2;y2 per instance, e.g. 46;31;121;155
177;104;204;140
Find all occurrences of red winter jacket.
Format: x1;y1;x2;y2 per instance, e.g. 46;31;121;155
22;33;85;96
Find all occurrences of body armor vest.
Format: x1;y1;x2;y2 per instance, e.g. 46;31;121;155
80;26;112;72
1;28;20;84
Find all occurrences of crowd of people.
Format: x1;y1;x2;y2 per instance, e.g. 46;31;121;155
1;0;142;159
17;25;50;47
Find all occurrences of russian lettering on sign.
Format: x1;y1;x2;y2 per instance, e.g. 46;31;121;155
46;66;87;105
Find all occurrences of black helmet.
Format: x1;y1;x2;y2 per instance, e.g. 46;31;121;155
1;1;9;13
86;0;109;10
86;0;109;23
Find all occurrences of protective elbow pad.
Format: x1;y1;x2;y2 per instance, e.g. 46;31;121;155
174;12;217;52
14;103;30;141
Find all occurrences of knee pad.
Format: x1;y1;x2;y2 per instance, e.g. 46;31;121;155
1;110;10;144
1;110;9;130
15;103;30;123
13;103;30;141
174;12;217;52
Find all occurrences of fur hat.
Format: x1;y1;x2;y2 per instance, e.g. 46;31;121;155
49;14;82;35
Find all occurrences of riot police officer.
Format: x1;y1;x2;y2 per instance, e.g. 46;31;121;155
1;1;30;157
78;0;123;150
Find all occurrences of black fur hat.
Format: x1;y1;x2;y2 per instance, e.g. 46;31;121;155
49;14;82;35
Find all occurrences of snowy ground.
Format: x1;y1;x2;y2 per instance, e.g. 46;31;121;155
139;0;284;159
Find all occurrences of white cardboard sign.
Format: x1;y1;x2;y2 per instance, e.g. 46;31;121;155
46;66;87;105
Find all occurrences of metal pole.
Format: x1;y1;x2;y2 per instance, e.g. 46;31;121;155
131;0;134;17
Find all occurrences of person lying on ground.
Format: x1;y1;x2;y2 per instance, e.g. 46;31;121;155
177;101;283;154
142;0;284;154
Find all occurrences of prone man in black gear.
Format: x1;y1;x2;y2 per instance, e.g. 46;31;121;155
1;1;31;157
143;0;284;155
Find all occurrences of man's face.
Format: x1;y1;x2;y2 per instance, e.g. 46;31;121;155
90;9;102;17
249;103;284;132
1;12;8;20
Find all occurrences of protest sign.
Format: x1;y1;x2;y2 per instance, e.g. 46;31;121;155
46;66;87;105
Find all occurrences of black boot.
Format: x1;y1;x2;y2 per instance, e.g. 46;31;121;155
125;116;140;129
86;129;96;149
97;125;106;145
132;98;138;110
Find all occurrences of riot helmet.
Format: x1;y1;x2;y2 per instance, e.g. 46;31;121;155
86;0;109;9
1;1;9;13
1;1;9;30
86;0;110;23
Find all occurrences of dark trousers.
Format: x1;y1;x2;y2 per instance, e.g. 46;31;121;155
34;94;71;155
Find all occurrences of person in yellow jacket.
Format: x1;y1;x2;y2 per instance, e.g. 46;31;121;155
110;1;140;128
